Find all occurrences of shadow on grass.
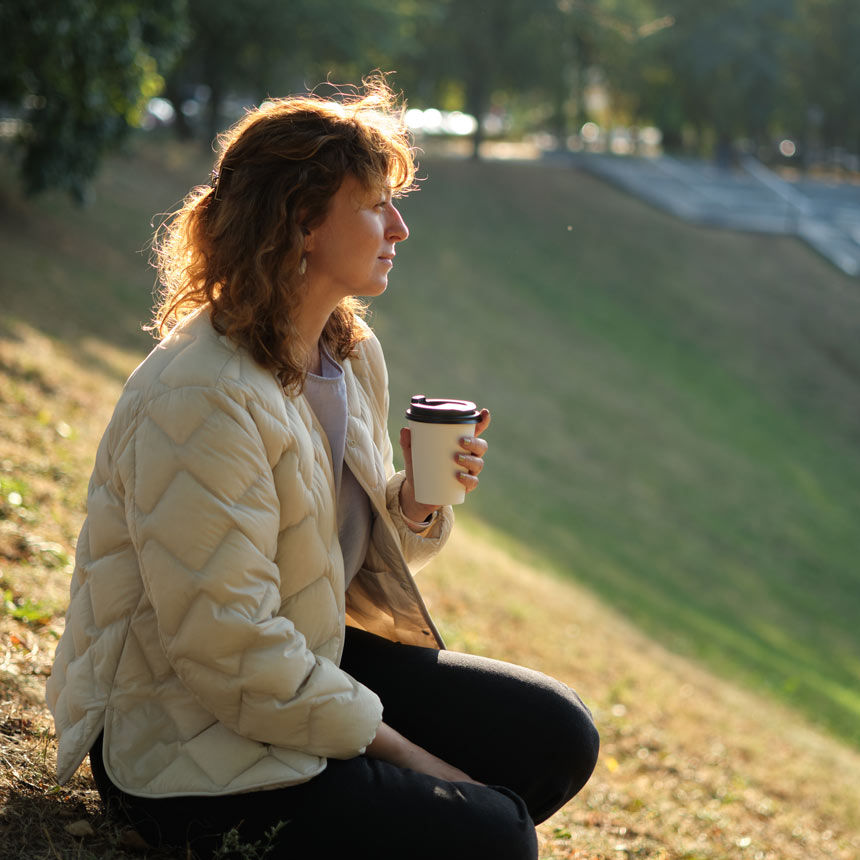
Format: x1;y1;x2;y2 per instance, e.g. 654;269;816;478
0;784;183;860
0;138;208;369
0;703;174;860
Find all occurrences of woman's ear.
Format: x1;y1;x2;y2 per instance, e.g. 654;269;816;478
301;225;315;252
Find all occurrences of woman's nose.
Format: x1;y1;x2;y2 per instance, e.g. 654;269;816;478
387;205;409;242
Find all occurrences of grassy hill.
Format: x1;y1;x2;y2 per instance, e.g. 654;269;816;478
1;140;860;859
380;158;860;747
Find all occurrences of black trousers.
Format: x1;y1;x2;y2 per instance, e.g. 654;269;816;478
90;628;599;860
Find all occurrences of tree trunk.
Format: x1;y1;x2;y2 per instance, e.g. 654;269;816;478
206;83;223;150
164;80;193;141
466;77;489;161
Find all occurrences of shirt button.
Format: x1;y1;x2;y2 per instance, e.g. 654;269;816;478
347;439;357;448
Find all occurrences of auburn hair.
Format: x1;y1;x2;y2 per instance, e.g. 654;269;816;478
151;76;416;390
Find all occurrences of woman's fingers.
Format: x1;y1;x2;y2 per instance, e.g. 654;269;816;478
454;409;490;494
455;440;485;493
474;408;491;437
456;470;481;493
455;452;484;476
399;427;414;473
458;433;488;460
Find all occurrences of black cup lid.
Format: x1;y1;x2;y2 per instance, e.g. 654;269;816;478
406;395;481;424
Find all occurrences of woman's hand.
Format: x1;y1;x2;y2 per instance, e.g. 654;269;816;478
366;721;484;786
452;408;490;494
398;408;491;524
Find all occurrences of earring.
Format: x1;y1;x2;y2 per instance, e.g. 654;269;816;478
298;256;307;276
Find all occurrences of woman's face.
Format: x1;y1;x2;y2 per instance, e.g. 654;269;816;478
304;174;409;304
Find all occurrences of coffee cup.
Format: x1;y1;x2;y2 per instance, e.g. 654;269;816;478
406;395;482;506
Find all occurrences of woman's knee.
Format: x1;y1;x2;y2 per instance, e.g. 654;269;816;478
569;692;600;794
528;681;600;821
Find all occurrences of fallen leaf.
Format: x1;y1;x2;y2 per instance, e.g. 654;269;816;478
64;819;95;837
119;829;151;849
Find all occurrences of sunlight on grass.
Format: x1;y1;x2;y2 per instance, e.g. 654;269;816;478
419;522;860;854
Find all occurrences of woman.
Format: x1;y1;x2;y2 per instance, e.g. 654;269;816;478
47;79;599;860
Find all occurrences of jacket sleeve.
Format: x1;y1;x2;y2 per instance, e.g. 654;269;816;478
123;383;382;758
384;472;454;572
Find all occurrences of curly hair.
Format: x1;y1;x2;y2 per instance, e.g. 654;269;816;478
151;76;416;390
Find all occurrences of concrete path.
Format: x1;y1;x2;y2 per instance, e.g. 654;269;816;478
567;152;860;277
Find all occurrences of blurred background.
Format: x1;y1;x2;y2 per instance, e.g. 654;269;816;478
3;0;860;195
1;3;860;856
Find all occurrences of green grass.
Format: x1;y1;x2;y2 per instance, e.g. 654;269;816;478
376;159;860;747
2;142;859;750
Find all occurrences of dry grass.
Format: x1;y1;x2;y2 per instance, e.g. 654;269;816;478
2;322;860;859
0;324;181;859
426;523;860;860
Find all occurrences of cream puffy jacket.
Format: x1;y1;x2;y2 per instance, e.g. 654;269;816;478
46;311;452;798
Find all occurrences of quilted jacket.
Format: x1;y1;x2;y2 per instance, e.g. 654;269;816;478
46;310;453;797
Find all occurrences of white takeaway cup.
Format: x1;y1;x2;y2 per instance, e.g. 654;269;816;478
406;395;482;506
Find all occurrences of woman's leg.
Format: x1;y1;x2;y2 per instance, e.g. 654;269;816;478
87;630;597;859
90;730;538;860
339;627;600;823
